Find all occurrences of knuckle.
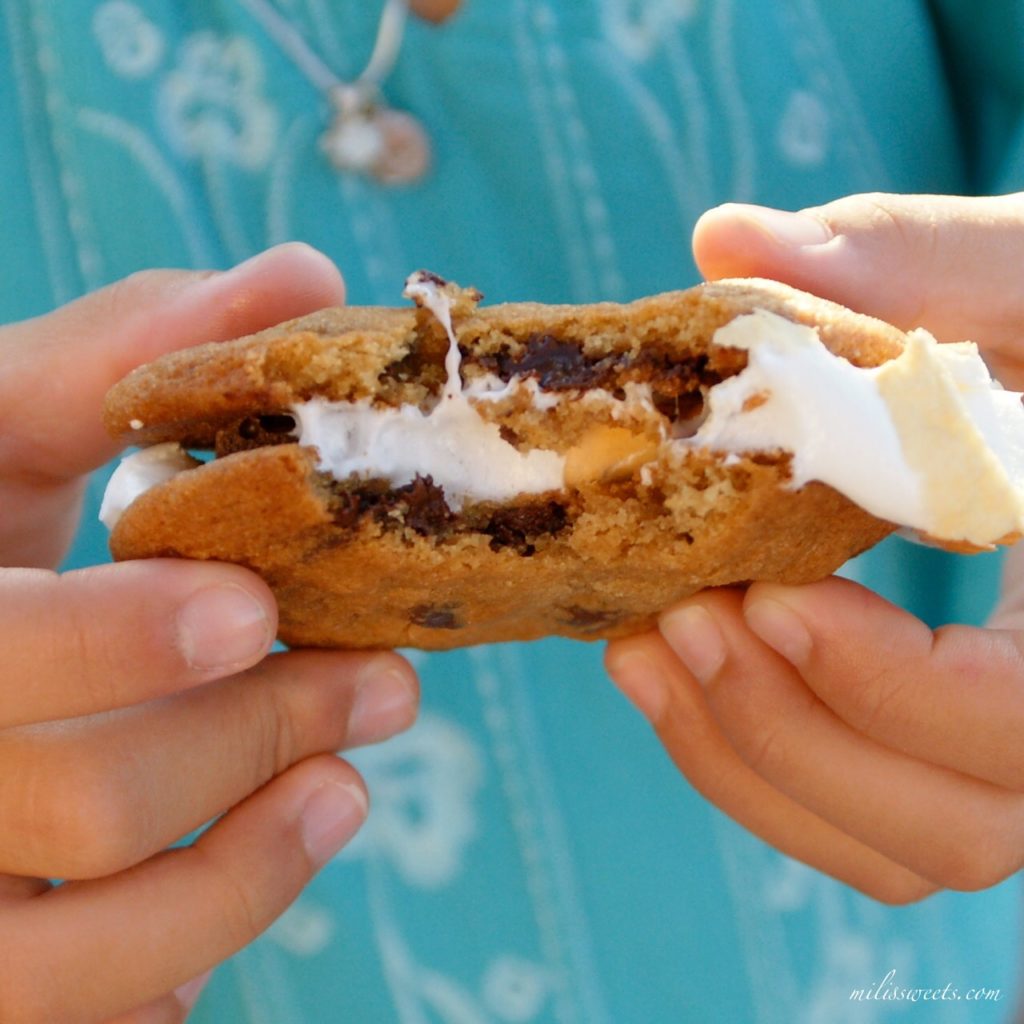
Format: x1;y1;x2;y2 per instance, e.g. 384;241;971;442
189;845;271;949
239;678;300;785
720;683;818;779
88;268;183;323
939;624;1021;683
738;715;790;777
76;268;215;352
58;604;124;712
845;665;912;737
49;794;138;880
236;655;355;782
13;744;141;879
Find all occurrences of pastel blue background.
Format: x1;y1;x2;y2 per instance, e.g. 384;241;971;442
2;1;1022;1020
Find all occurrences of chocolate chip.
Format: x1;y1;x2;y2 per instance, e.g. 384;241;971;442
331;486;382;529
394;476;454;535
328;483;568;549
474;337;736;420
258;413;297;434
216;412;298;456
410;603;461;629
489;334;614;391
331;476;454;535
412;269;449;288
483;501;568;555
560;605;625;631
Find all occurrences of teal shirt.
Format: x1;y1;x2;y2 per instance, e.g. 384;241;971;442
2;1;1021;1020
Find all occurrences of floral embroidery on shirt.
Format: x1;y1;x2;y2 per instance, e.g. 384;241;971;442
600;0;699;62
342;713;486;888
481;955;553;1022
157;31;278;170
777;89;831;167
267;899;336;958
92;0;165;80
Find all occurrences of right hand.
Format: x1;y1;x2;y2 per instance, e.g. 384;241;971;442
0;246;420;1023
608;194;1024;905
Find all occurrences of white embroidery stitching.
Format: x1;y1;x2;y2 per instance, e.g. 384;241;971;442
92;0;165;80
158;32;279;171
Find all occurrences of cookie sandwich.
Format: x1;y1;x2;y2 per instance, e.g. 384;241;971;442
100;273;1024;649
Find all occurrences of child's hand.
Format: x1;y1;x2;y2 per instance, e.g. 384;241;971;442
0;247;420;1022
607;579;1024;902
607;193;1024;904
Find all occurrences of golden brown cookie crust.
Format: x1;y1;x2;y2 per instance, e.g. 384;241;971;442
105;278;904;649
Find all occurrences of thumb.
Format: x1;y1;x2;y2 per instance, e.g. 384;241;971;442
0;242;346;482
692;192;1024;375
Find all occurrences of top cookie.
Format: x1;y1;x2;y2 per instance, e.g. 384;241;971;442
104;278;904;444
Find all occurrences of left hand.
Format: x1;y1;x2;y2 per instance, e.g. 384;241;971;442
606;193;1024;903
0;246;421;1022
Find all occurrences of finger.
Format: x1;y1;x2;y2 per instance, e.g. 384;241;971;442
0;874;51;902
0;754;366;1023
103;971;212;1024
658;589;1024;891
0;561;277;728
605;627;937;904
742;577;1024;792
0;242;346;485
1;649;417;879
991;540;1024;628
692;193;1024;377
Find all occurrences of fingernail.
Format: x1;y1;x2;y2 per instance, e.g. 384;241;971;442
347;659;419;745
744;596;813;666
174;969;213;1011
177;584;273;672
301;779;368;868
607;649;668;723
659;605;726;684
734;204;833;248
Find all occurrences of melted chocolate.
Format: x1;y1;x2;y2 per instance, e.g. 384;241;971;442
412;270;449;289
327;479;573;552
482;501;568;555
410;603;462;629
215;413;297;456
472;335;738;422
395;476;455;535
487;334;615;390
331;476;454;536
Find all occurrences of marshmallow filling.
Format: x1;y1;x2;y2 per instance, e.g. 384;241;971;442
197;341;741;551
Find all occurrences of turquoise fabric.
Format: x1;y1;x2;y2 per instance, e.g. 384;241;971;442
2;1;1022;1020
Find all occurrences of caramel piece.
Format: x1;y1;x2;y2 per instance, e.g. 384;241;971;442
564;426;660;486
